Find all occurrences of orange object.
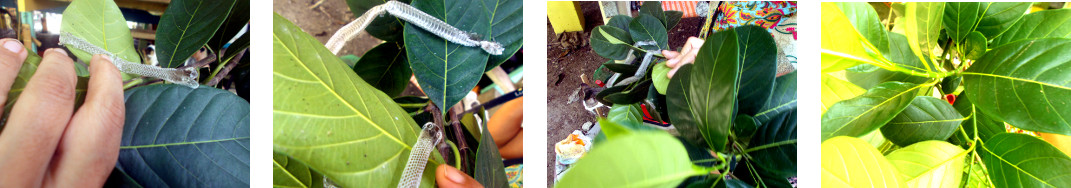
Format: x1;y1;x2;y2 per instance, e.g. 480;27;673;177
661;1;700;18
488;97;523;147
499;129;523;159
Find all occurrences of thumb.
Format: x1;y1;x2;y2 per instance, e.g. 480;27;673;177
436;164;484;188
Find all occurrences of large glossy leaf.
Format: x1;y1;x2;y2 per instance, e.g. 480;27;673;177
591;26;635;60
905;2;945;66
964;31;987;60
602;80;652;105
554;132;707;188
981;133;1071;187
665;11;684;30
884;32;935;73
885;141;966;187
836;2;889;54
974;2;1031;40
639;2;666;29
113;84;249;187
943;2;982;45
735;25;777;116
747;109;796;178
754;72;796;125
963;38;1071;136
475;121;508;187
273;14;440;187
949;94;1006;146
667;29;739;151
846;64;929;90
353;42;411;97
405;0;491;114
607;15;633;31
881;96;965;147
156;0;237;68
821;3;883;73
274;153;325;188
483;0;523;71
602;61;638;75
820;73;866;114
629;14;669;50
732;158;793;188
822;81;928;141
992;9;1071;47
60;0;141;64
821;136;903;187
651;62;671;94
608;103;643;125
345;0;411;41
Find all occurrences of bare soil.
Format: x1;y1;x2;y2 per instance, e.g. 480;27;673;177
545;1;703;185
273;0;379;56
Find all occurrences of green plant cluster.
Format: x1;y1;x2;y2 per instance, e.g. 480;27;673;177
272;0;522;187
555;2;797;187
821;2;1071;187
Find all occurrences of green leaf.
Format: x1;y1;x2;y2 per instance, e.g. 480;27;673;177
555;132;707;188
340;54;360;68
905;2;945;66
60;0;141;64
629;14;669;50
735;25;778;116
974;2;1031;40
846;64;929;90
992;9;1071;47
733;158;793;188
483;0;523;71
943;2;982;45
885;141;967;187
394;96;430;114
754;72;796;125
2;48;89;127
665;11;684;30
963;38;1071;136
602;61;638;75
949;94;1006;146
591;26;635;60
345;0;411;41
405;0;491;114
836;2;890;54
603;80;652;105
639;2;666;28
821;136;903;187
274;153;325;188
353;42;411;97
651;62;671;94
598;117;657;142
607;15;633;32
964;31;987;60
733;114;758;141
156;0;237;68
608;103;643;125
273;14;440;188
667;29;739;151
821;2;884;73
475;121;508;187
209;0;250;60
115;84;249;187
747;109;796;177
822;81;928;141
881;96;965;147
981;133;1071;187
820;73;866;114
964;163;992;188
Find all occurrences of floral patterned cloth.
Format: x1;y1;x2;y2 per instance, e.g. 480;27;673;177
712;1;798;75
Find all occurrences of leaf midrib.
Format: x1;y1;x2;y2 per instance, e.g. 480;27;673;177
273;33;411;150
829;83;928;136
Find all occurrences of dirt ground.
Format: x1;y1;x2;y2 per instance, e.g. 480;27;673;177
273;0;380;56
545;2;703;185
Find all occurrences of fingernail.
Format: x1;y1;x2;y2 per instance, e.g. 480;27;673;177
3;40;23;53
667;59;678;65
49;48;68;56
445;166;466;183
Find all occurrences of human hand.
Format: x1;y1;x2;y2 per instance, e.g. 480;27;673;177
0;39;125;187
436;164;484;188
661;37;705;78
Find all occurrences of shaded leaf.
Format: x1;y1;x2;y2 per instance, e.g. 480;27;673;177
156;0;237;68
345;0;411;41
981;133;1071;187
943;2;982;45
405;0;491;114
209;0;250;61
665;11;684;30
639;1;666;28
606;15;633;31
881;96;964;147
602;61;638;75
735;25;778;116
629;14;669;50
651;62;671;94
603;80;652;105
964;31;986;60
667;29;739;151
475;121;508;187
754;72;796;125
483;0;523;71
353;42;411;97
590;26;635;60
115;84;249;187
747;109;796;178
607;103;643;126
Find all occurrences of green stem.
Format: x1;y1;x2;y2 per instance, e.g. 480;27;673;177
743;140;797;153
123;78;145;89
447;140;461;168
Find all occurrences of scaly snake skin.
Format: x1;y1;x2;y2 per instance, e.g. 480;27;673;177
59;32;200;88
398;123;442;188
325;0;503;55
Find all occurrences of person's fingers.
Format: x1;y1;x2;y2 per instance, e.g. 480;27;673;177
436;164;484;188
44;55;124;187
667;65;682;78
686;37;705;49
667;44;692;66
661;50;679;59
0;39;28;116
0;49;77;187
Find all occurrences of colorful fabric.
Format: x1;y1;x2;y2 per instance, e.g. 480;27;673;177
506;164;523;188
713;1;797;33
660;1;701;18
